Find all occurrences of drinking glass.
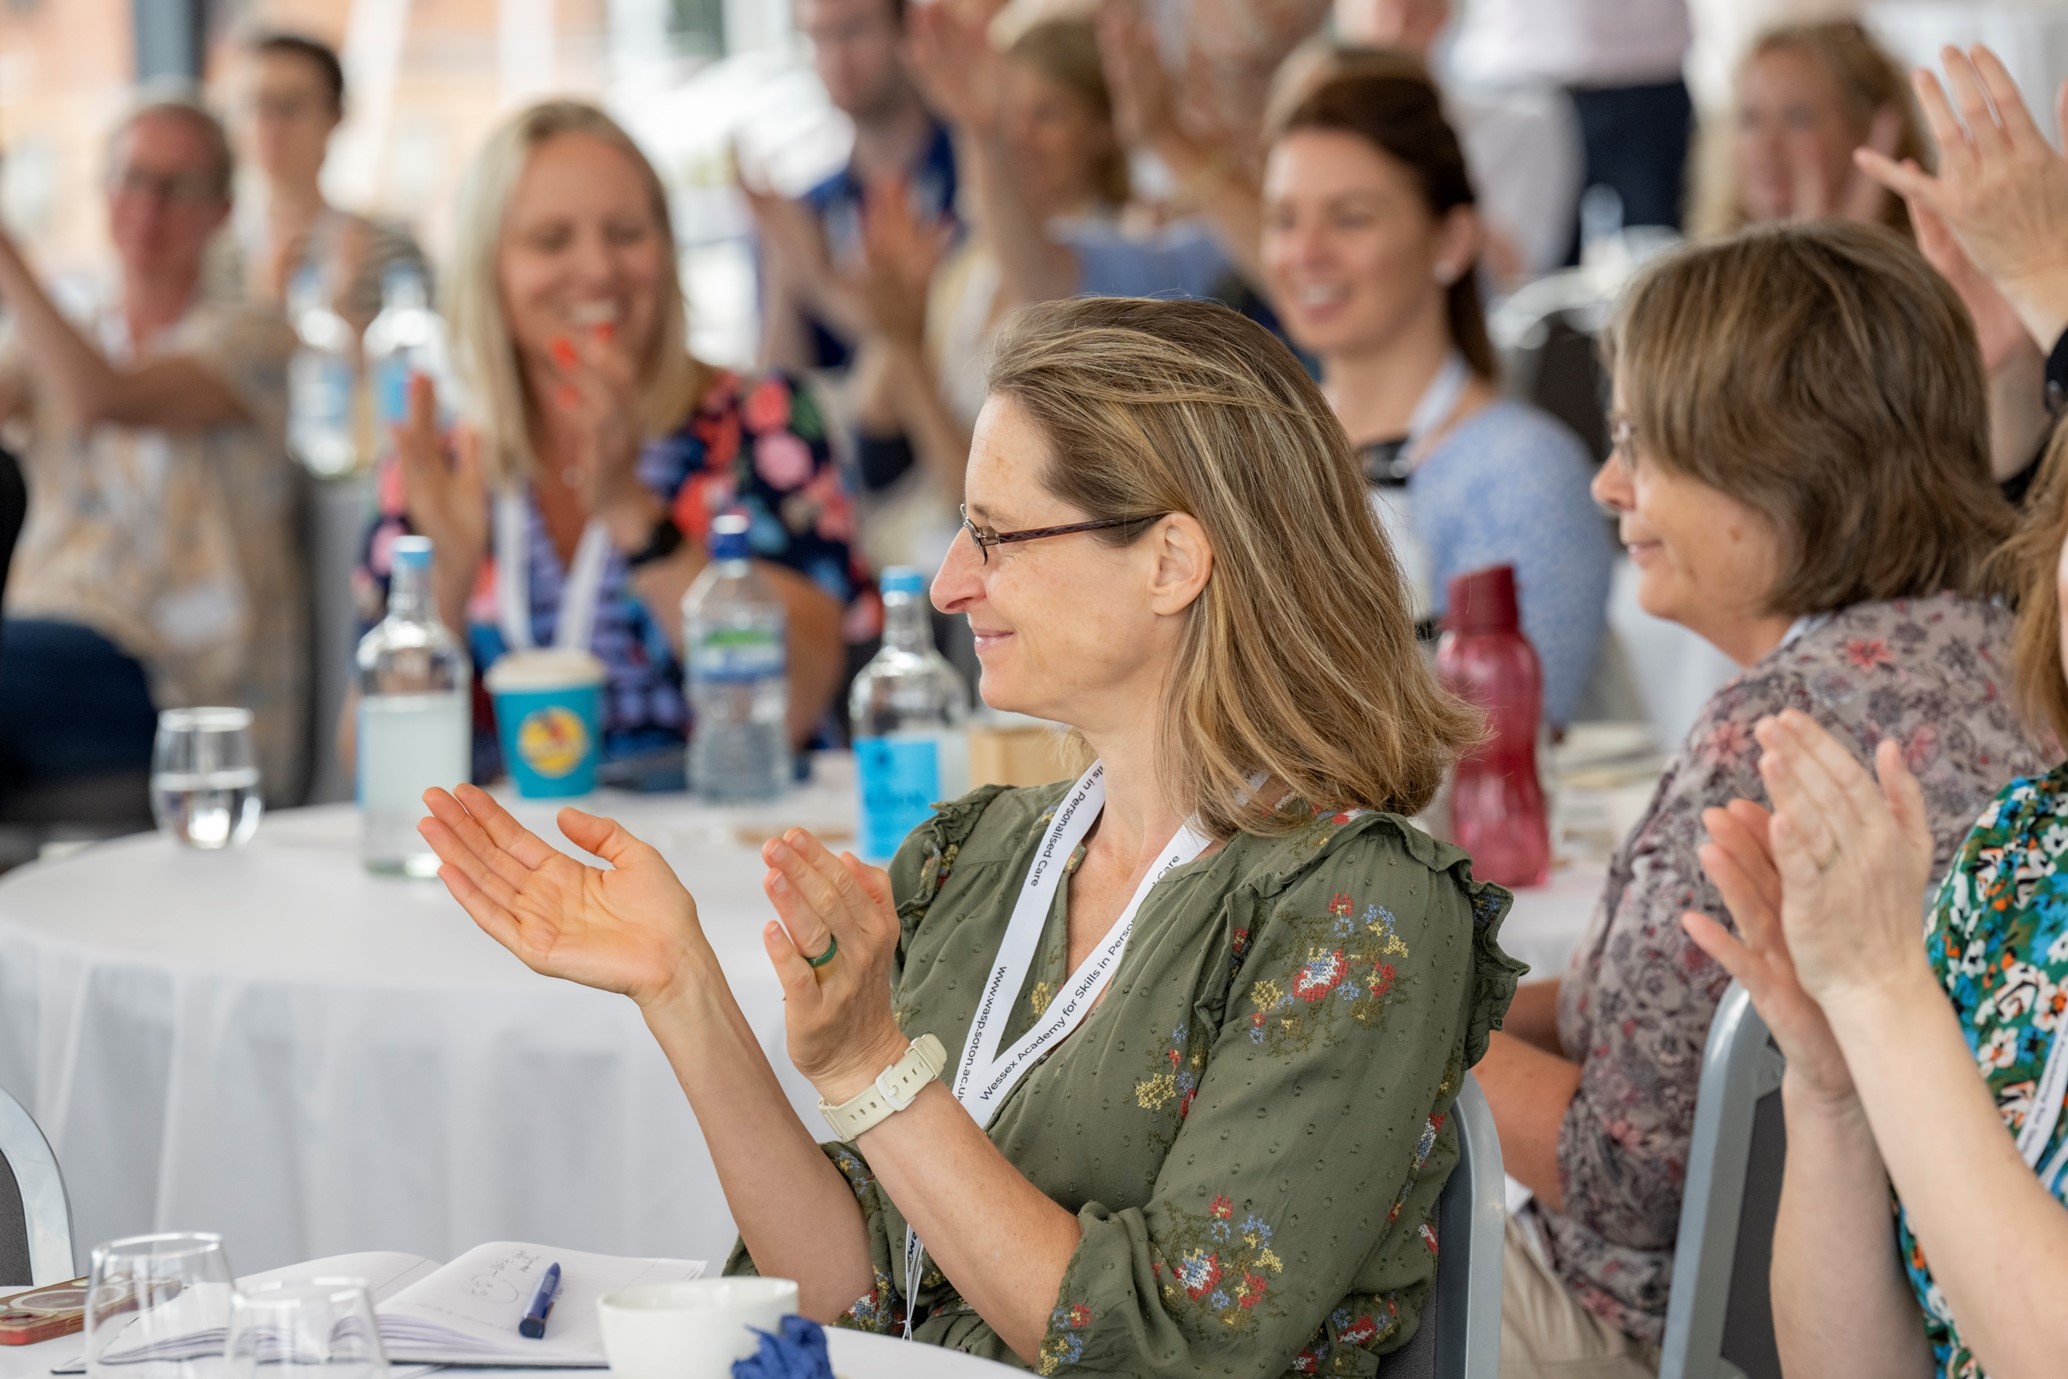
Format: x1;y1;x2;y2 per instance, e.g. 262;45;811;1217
151;708;263;849
84;1232;234;1379
224;1279;388;1379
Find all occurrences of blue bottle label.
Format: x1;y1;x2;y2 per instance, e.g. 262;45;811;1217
857;736;941;861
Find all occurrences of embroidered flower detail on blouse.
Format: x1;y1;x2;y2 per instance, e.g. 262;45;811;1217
1151;1200;1284;1333
1028;980;1055;1018
1842;637;1896;672
838;1267;899;1334
1290;1296;1407;1374
828;1147;874;1201
1037;1302;1092;1375
1135;1022;1207;1118
1244;898;1410;1052
1384;1112;1447;1227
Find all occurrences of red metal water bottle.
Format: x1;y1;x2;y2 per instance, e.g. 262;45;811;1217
1436;565;1551;887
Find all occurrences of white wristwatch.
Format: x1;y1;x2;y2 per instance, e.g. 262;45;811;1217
819;1033;947;1140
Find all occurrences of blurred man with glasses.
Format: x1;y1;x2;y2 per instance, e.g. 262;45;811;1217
0;92;305;806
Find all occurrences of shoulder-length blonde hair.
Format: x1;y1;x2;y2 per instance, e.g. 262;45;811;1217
444;99;700;487
1689;20;1928;240
985;296;1480;837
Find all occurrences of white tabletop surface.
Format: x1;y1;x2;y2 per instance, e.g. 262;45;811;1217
0;1326;1024;1379
0;752;1614;1280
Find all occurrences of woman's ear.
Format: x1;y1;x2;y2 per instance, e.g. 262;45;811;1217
1146;513;1214;617
1434;205;1483;286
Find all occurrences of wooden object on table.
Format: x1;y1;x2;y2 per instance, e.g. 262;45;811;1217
968;719;1075;789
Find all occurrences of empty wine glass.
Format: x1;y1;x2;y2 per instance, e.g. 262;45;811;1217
224;1278;387;1379
151;708;263;849
84;1232;234;1379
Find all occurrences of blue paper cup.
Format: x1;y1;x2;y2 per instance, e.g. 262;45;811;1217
485;649;607;799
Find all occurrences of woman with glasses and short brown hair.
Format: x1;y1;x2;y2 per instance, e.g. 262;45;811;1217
419;294;1523;1375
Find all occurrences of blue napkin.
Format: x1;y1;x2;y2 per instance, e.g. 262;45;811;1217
732;1315;834;1379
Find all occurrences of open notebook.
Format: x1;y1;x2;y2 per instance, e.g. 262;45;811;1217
55;1243;705;1371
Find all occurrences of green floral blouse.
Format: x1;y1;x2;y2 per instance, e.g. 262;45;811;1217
728;781;1523;1375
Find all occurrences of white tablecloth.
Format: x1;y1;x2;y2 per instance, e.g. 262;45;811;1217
0;754;1605;1279
0;1327;1022;1379
0;768;861;1277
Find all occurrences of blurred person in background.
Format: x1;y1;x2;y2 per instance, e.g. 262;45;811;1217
1481;220;2043;1379
902;2;1235;311
352;101;874;780
222;30;427;335
1694;22;2054;501
844;17;1129;576
1450;0;1693;253
751;0;957;376
1686;21;1921;240
1261;57;1611;728
0;92;305;800
1331;0;1584;284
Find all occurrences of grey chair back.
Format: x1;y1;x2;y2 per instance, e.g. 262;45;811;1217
0;1081;74;1287
1658;983;1787;1379
1381;1072;1505;1379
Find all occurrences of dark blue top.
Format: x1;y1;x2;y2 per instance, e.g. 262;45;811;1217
796;119;961;371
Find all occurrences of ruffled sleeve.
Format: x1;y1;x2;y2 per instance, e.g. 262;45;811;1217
1032;811;1521;1375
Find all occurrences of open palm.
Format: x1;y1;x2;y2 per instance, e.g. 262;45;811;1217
420;784;707;1008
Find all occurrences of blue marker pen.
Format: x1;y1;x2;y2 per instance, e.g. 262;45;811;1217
518;1263;562;1339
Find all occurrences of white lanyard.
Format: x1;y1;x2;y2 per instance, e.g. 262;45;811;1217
899;761;1213;1335
494;490;613;654
1364;352;1471;487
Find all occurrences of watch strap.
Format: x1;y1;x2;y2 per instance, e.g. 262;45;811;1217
819;1033;946;1140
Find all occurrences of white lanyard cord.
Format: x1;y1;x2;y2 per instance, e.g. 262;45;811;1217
899;761;1214;1336
494;489;613;654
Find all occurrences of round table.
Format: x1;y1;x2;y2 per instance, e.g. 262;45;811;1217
0;754;1607;1278
0;766;860;1277
0;1322;1024;1379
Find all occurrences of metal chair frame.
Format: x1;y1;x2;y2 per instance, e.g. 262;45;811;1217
1658;983;1787;1379
0;1082;74;1285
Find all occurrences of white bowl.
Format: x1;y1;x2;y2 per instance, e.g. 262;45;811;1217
596;1277;800;1379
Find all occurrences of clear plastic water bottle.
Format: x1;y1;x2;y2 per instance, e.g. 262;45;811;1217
683;514;790;803
1436;564;1551;887
357;535;472;876
363;261;451;434
851;567;970;862
286;264;358;477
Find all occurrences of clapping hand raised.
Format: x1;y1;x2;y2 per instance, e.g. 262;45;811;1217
1858;45;2068;350
392;373;489;602
1683;798;1857;1105
757;829;908;1104
420;785;711;1008
541;324;643;517
1684;712;1940;1106
905;0;1005;138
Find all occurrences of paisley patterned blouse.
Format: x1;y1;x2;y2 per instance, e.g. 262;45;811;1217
1903;764;2068;1378
1534;593;2045;1342
729;780;1525;1375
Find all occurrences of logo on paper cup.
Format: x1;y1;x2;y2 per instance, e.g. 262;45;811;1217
516;706;590;778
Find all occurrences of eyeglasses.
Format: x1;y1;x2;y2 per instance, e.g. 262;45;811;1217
1607;415;1639;469
108;167;222;207
958;503;1168;564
